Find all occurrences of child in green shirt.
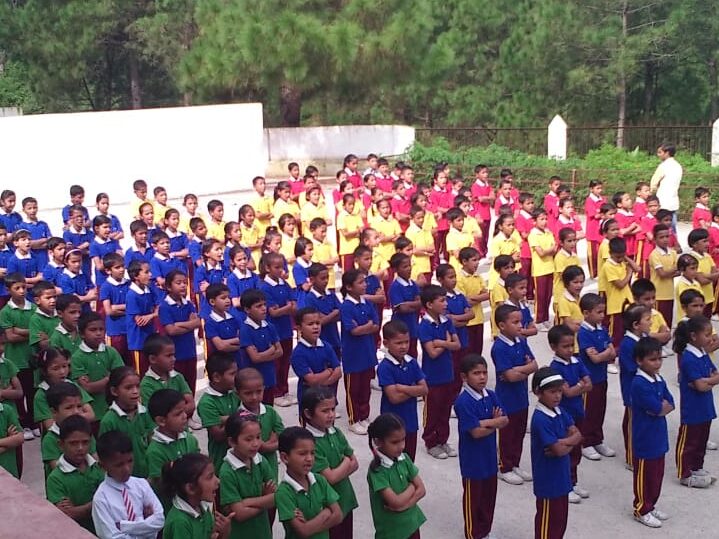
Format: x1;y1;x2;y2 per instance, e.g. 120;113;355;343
98;365;154;478
367;413;427;539
28;280;58;354
302;386;359;538
275;427;342;539
0;399;23;478
49;293;82;355
162;452;233;539
139;334;195;418
197;353;240;471
0;334;23;414
45;414;104;533
219;410;276;539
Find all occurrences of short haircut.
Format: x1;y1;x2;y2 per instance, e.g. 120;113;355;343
677;253;698;272
558;227;576;243
143;334;173;357
631;278;656;298
309;217;327;231
59;414;92;440
206;353;236;378
460;353;487;373
687;228;709;247
235;367;263;390
295;306;320;325
78;312;103;333
33;280;55;298
548;324;574;346
561;265;585;287
21;197;37;207
656;209;673;221
56;293;81;312
207;199;223;212
70;185;85;197
493;254;514;272
579;292;604;312
446;207;464;222
532;208;547;220
652;223;670;238
96;430;133;460
308;263;327;279
206;283;230;302
103;252;124;270
46;381;82;411
189;217;206;232
278;426;315;454
608;237;626;254
458;247;480;262
623;303;648;330
92;215;111;229
494;304;519;325
153;186;166;196
382;319;409;340
127;260;146;280
420;284;446;307
148;389;185;420
129;220;147;236
658;142;675;156
240;289;265;310
679;288;704;306
393;236;412;253
389;252;410;270
435;263;454;280
151;230;169;244
133;179;147;191
47;236;65;251
633;336;663;361
3;272;25;289
12;229;30;240
353;245;371;259
505;272;526;289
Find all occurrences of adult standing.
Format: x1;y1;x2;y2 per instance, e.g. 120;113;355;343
650;142;683;231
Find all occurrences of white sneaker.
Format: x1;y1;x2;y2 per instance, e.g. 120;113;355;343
624;462;634;471
371;379;382;391
348;422;367;436
451;407;457;419
427;445;448;460
635;512;662;528
582;446;601;461
661;345;673;358
694;469;717;483
513;466;532;481
680;474;712;488
706;440;718;450
285;394;298;405
442;443;458;457
359;419;369;428
274;395;292;407
32;428;41;438
594;443;616;457
573;485;590;498
22;428;34;441
651;508;670;521
607;363;619;374
568;491;582;504
498;471;524;485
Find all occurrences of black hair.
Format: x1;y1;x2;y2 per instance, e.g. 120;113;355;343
435;263;454;281
532;208;548;220
494;304;519;325
92;215;111;229
532;366;564;392
47;236;65;251
206;353;236;379
33;280;56;298
548;324;575;346
558;227;577;243
70;185;85;197
58;414;92;440
293;237;312;259
207;199;223;213
96;430;133;461
148;389;186;420
295;306;320;326
652;223;670;239
340;269;364;298
78;312;103;334
677;253;698;272
579;292;605;312
206;283;230;302
189;217;206;233
460;353;487;373
308;263;327;279
561;265;585;287
622;304;649;333
679;288;704;307
518;192;534;204
35;347;71;380
107;366;138;404
151;230;169;244
631;278;655;299
687;228;709;247
127;260;147;281
608;237;626;254
601;218;618;235
309;217;327;232
493;213;514;237
235;367;264;390
103;252;124;270
164;269;187;291
634;336;663;362
129;220;148;236
611;191;626;208
420;284;446;308
588;179;603;188
382;319;409;340
393;236;412;253
493;254;515;272
225;410;261;440
279;426;315;454
161;453;212;502
446;207;465;223
389;252;410;270
656;209;673;222
353;245;371;260
505;272;527;290
3;272;25;289
239;288;265;310
144;334;174;358
673;315;712;355
56;293;81;312
367;413;406;471
658;142;676;156
301;386;336;421
46;381;81;411
133;179;148;191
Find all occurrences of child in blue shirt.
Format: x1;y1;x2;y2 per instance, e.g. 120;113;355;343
292;237;313;309
42;237;66;288
194;238;227;318
305;263;341;358
455;354;507;539
548;325;592;504
239;289;283;404
419;284;461;460
89;215;121;290
576;293;617;462
8;229;43;300
530;367;582;539
0;223;12;303
0;190;22;237
62;205;93;277
125;260;158;376
377;320;427;461
163;208;189;261
630;337;674;528
99;253;130;365
673;315;719;489
123;220;155;268
62;185;90;227
226;245;259;322
259;252;296;408
504;273;538;338
57;250;96;315
149;231;185;297
389;253;421;358
490;304;537;484
94;192;123;241
21;197;52;268
203;283;240;363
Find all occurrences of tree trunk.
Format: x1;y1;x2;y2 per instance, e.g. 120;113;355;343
279;83;302;126
128;52;142;110
643;61;655;120
709;58;718;122
616;0;628;149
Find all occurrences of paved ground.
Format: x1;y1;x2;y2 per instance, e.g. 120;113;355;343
22;196;718;537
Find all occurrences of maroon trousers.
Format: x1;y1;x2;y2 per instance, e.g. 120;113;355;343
16;368;37;429
535;496;568;539
633;456;665;517
655;300;673;330
676;422;711;479
341;254;355;273
344;368;373;424
498;408;528;473
588;241;599;279
478;221;490;258
108;335;131;367
608;313;624;349
131;350;150;377
570;418;584;485
533;274;553;324
404;432;418;461
435;229;448;265
451;350;465;400
275;338;293;397
422;382;454;449
329;511;353;539
462;476;497;539
174;358;198;396
467;324;484;357
582;381;607;448
520;257;535;300
622;407;634;467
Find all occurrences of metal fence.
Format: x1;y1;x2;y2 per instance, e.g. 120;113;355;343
415;127;546;155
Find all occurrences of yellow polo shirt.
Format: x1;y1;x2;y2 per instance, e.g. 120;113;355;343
405;223;433;278
689;250;716;304
153;202;173;225
557;291;583;323
131;197;150;220
597;239;610;293
446;227;474;272
272;199;300;225
462;215;481;238
602;258;633;315
206;220;226;241
336;210;363;255
457;269;487;326
675;276;702;321
301;202;329;239
528;228;556;277
280;233;296;264
422;211;438;233
488;232;520;289
311;239;338;288
370;251;389;276
649;247;678;301
179;211;207;235
240;222;262;266
650;308;668;334
371;216;401;263
489;279;509;337
250;194;274;236
553;249;581;302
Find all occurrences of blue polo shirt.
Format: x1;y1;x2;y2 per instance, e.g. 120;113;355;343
226;268;260;301
99;277;129;336
0;211;22;234
42;261;64;287
291;337;340;408
125;283;157;350
7;252;41;299
446;289;471;347
240;318;281;388
455;385;503;480
365;274;381;296
194;262;227;317
62;205;89;225
679;344;717;425
377;353;425;433
389;277;420;339
124;245;155;268
62;226;93;275
505;299;533;328
260;275;294;340
108;214;123;236
57;270;93;314
89;238;121;287
149;254;186;288
204;310;241;365
188;238;203;266
222;243;251;272
22;220;52;268
618;332;643;406
549;356;590;420
577;322;612;384
531;403;574;499
167;230;188;255
418;314;457;386
631;370;674;459
0;247;11;295
158;296;197;361
490;334;535;414
340;295;379;374
292;258;312;309
305;288;341;349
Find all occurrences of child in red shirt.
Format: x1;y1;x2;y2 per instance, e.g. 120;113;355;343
543;176;562;229
637;195;660;277
343;153;362;188
499;168;520;199
400;164;418;200
390;181;411;232
430;170;453;263
584;180;605;278
692;187;712;230
375;158;393;193
515;193;536;301
471;164;493;258
554;198;584;242
494;179;517;216
633;181;651;220
613;191;641;258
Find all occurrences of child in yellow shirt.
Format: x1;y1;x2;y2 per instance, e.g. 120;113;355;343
205;199;226;241
456;247;489;354
675;253;703;322
597;218;620;295
455;195;482;250
301;185;331;238
371;199;401;267
405;205;435;284
446;208;474;273
556;265;585;335
272;181;301;230
601;237;639;349
238;204;262;267
553;228;581;316
489;255;515;338
648;224;678;328
278;214;298;266
309;218;339;291
250;176;274;236
687;228;719;318
631;279;671;345
527;209;556;327
336;193;363;273
488;213;521;289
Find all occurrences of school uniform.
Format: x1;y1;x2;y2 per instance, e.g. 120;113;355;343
89;237;121;288
57;268;93;314
674;275;702;324
456;269;487;356
305;287;342;356
163;496;215;539
49;323;82;356
99;401;153;477
149;253;185;293
446;288;472;397
28;307;58;355
505;298;535;330
543;191;560;229
226;268;260;320
197;385;240;472
140;368;192;408
455;384;502;539
91;475;165;539
528;227;555;324
470;180;492;257
446;226;474;272
146;428;200;483
615;208;638;257
419;313;458;450
405;222;433;281
124;244;155;268
676;344;717;479
556;291;582;328
337;209;363;271
238;401;284;482
553;214;582;244
0;246;12;299
292;257;312;309
0;298;36;428
488;231;520;289
7;250;41;299
377;353;425;461
489;278;509;339
631;369;673;517
596;239;610;294
372;215;402;271
648;246;677;327
577;321;612;449
71;341;124;418
204;309;241;365
291;337;340;415
692;202;712;230
158;295;198;392
187;236;203;268
0;210;22;235
618;332;643;466
240;317;281;402
689;250;716;317
63;225;93;275
602;258;633;347
531;402;574;539
389;277;420;358
584;194;605;278
22;218;52;268
491;334;534;473
41;423;98;481
0;402;21;478
126;282;158;376
99;276;130;364
552;248;580;310
46;454;104;533
260;275;295;397
515;209;535;300
275;472;340;539
194;260;227;317
340;295;379;425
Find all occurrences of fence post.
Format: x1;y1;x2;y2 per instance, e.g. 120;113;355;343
712;118;719;167
548;115;567;160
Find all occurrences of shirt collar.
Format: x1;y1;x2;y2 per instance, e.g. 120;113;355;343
384;352;414;365
688;250;706;260
57;454;96;473
461;383;489;400
94;236;109;245
637;368;663;383
165;228;182;238
79;341;106;353
376;450;406;468
617;208;633;216
145;367;179;380
295;257;312;269
678;275;698;286
562;290;577;302
624;331;641;342
164;295;188;306
422;312;448;325
14;250;31;260
151;428;188;444
48;260;63;268
395;276;413;287
129;282;149;295
232;267;252;280
685;344;706;358
37;308;57;318
305;423;336;438
238;401;266;415
589;193;603;202
204;385;228;397
62;268;81;278
496;333;518;346
109;401;146;417
552;355;577;366
283;472;317;492
580;320;602;331
298;337;324;348
7;299;32;311
696;202;708;210
223;449;262;470
310;287;330;298
345;294;365;305
244;317;267;329
536;402;561;417
519;209;532;219
49;422;60;435
153;252;169;261
209;310;233;322
263;275;285;286
172;496;213;519
497;277;505;288
106;276;129;286
474;178;487;187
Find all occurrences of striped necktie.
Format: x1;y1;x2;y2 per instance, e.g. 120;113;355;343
122;487;136;521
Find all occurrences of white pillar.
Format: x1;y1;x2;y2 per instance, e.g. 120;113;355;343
712;118;719;166
547;114;567;160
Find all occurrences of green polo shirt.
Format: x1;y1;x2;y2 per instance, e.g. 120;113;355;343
240;402;284;482
71;342;124;418
29;309;59;353
98;402;154;478
308;424;358;517
147;428;200;480
197;387;240;471
367;453;426;539
49;324;82;356
0;402;21;478
33;379;93;423
0;299;36;369
275;472;340;539
0;356;19;413
140;368;192;405
45;454;104;533
41;423;97;481
219;451;274;539
163;497;215;539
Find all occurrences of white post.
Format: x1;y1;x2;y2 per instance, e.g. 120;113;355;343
547;114;567;160
711;118;719;166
